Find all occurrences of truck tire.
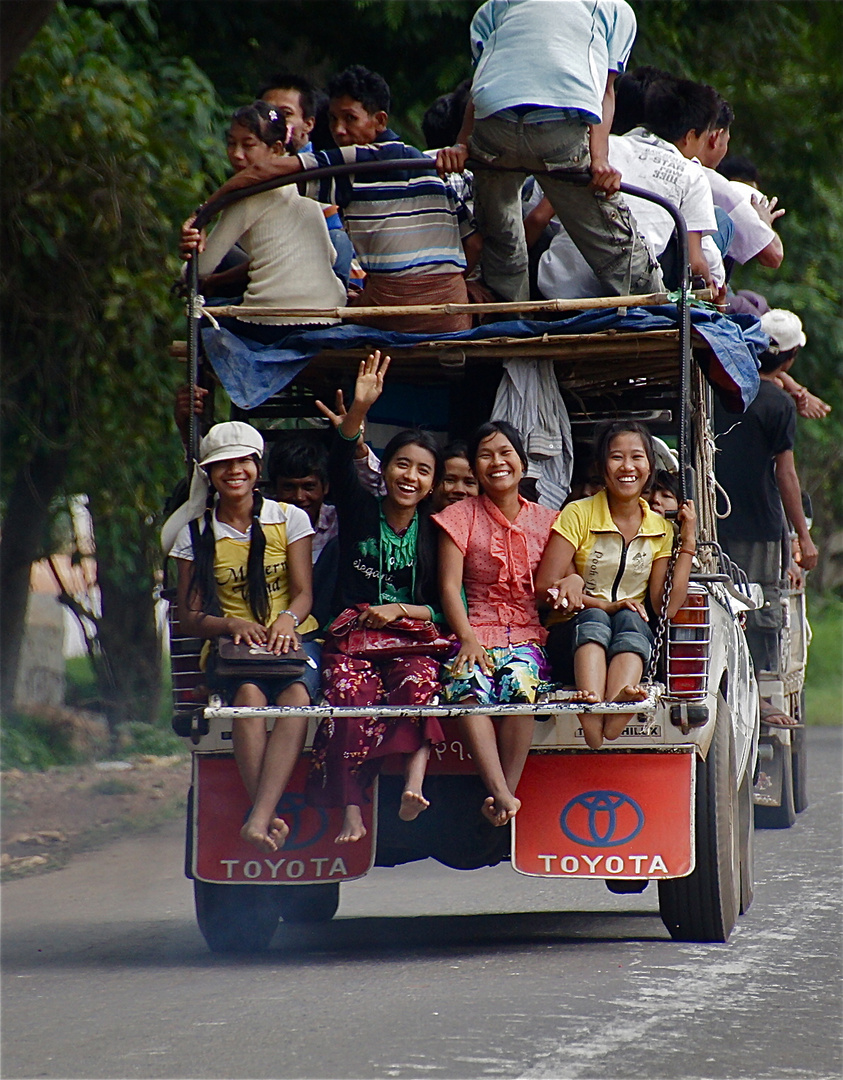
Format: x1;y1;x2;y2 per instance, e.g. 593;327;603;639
754;737;796;829
658;694;740;942
738;756;755;915
792;692;808;813
277;882;340;924
193;880;283;953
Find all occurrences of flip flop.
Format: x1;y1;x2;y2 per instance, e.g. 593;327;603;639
759;700;803;728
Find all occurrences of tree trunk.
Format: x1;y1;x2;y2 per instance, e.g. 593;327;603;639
95;570;162;730
0;449;67;714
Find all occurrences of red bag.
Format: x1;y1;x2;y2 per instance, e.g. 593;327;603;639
327;604;454;659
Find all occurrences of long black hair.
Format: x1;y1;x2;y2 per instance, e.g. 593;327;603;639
188;473;270;625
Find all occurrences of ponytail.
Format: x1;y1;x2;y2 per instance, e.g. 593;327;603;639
188;488;270;625
246;491;270;625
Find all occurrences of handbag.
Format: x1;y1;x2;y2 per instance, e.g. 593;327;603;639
328;604;454;660
213;635;311;678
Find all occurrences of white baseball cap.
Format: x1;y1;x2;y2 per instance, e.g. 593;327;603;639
760;309;807;354
198;422;263;468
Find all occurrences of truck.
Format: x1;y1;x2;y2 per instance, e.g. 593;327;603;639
166;164;807;952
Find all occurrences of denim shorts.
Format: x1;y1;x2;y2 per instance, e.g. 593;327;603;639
546;608;654;683
207;639;321;704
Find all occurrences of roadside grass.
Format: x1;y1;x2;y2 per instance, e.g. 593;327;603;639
805;597;842;725
1;656;184;772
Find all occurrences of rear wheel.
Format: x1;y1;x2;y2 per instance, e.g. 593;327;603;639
277;882;340;924
792;692;808;813
605;879;649;894
194;881;283;953
737;755;755;915
754;737;796;829
658;694;740;942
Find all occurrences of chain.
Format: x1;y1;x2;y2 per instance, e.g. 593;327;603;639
645;535;679;683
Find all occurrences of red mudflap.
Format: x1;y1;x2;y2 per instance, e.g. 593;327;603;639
512;750;695;880
192;755;375;884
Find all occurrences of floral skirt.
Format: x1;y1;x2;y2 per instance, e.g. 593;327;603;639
441;642;549;708
306;648;444;808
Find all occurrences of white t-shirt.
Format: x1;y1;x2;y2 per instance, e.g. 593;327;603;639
470;0;637;123
171;498;313;561
703;168;776;264
536;129;720;299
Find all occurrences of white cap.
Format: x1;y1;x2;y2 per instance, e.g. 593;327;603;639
198;422;263;467
161;422;263;556
760;309;807;354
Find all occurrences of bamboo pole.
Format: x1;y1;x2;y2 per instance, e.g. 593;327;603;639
202;288;715;322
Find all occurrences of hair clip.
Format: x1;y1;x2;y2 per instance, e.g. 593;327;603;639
267;108;278;122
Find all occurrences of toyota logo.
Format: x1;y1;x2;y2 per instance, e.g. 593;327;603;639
559;790;644;847
273;793;330;850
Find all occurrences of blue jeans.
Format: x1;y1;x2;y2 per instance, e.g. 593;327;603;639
571;608;654;664
470;113;663;302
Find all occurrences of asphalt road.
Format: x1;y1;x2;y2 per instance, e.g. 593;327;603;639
2;727;841;1080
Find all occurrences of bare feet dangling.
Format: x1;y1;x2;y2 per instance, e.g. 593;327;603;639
399;789;430;822
481;794;520;827
241;816;289;854
615;684;648;703
335;804;367;844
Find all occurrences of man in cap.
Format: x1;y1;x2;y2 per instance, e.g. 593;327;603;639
714;309;818;725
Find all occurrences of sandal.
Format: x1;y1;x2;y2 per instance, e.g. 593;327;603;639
760;699;803;728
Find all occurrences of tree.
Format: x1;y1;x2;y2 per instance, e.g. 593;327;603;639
0;1;227;723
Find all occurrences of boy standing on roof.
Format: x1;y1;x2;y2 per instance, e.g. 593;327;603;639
436;0;663;304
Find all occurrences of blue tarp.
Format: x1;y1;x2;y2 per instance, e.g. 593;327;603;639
201;304;767;414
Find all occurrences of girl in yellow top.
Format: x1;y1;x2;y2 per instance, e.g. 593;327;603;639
166;422;317;854
536;421;696;748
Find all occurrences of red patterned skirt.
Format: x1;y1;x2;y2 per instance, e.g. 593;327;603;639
306;646;444;808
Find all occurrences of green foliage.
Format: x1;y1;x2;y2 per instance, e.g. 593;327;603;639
632;1;843;595
1;2;229;722
804;598;843;725
116;719;184;757
0;712;86;771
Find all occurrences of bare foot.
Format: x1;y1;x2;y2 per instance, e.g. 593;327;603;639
580;714;605;749
399;789;430;822
268;817;290;848
481;794;520;827
571;689;600;706
241;816;288;854
335;805;367;844
615;684;648;703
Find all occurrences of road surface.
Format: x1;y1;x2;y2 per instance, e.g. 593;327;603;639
2;727;841;1080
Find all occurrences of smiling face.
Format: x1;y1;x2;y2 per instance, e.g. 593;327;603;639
328;94;387;147
209;455;259;501
274;473;327;526
226;122;285;172
602;433;651;501
261;87;314;152
474;431;524;497
382;442;437;510
433;455;478;512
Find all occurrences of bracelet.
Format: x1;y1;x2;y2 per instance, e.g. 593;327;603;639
278;609;300;627
337;423;364;442
679;548;697;557
397;603;411;618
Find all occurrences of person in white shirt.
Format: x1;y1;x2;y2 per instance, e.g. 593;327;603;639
528;77;722;300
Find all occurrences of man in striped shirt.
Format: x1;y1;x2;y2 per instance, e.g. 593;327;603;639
208;65;480;334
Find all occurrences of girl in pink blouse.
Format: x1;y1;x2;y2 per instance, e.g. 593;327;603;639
434;421;582;826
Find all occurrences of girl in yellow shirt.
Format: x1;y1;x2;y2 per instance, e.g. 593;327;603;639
166;422;316;854
536;421;696;748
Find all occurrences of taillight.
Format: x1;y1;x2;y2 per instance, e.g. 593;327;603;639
666;589;710;700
